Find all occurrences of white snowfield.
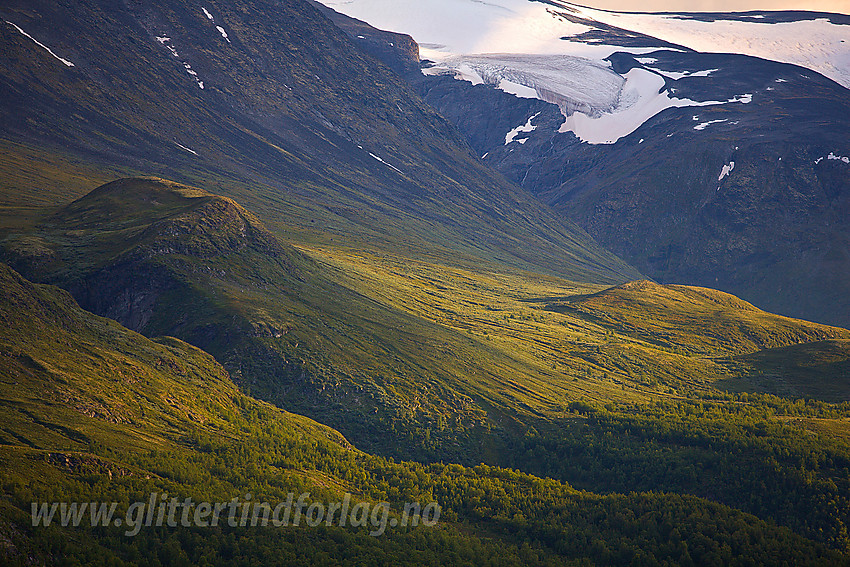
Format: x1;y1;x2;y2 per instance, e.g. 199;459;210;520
201;7;232;43
548;1;850;89
694;118;729;130
175;142;199;155
216;26;231;43
816;152;850;164
506;112;541;144
555;68;751;144
319;0;848;144
368;151;405;174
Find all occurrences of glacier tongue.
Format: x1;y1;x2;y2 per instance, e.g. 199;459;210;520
424;54;624;118
425;56;754;144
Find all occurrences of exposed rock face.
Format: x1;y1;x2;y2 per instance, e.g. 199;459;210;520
2;177;302;337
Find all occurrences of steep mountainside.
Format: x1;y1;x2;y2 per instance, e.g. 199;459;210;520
2;177;503;461
426;49;850;327
0;262;348;452
0;0;637;284
320;0;850;327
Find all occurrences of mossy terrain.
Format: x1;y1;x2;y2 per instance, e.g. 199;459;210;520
0;263;845;565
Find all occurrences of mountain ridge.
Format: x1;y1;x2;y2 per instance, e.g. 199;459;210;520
7;175;850;468
4;0;850;560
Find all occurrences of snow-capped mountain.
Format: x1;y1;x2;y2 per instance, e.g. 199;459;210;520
318;0;850;327
321;0;850;87
319;0;849;144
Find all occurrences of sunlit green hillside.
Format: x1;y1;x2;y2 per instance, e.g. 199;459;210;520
6;177;849;467
0;263;842;565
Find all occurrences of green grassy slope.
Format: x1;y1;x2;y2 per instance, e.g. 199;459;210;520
8;177;849;467
546;280;847;357
5;177;850;462
314;248;850;399
2;177;508;461
0;260;346;454
0;263;842;565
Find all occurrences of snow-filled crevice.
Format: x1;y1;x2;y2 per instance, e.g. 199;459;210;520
5;21;74;67
156;36;205;89
201;7;232;43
